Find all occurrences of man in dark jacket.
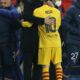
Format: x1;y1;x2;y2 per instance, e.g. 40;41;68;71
20;0;53;80
0;0;20;79
62;0;80;79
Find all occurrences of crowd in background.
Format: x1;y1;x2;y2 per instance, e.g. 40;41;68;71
0;0;80;80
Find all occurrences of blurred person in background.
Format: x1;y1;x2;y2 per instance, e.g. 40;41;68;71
52;0;62;10
61;0;80;79
60;0;72;17
0;0;21;79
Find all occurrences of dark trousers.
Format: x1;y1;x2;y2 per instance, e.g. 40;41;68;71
21;28;42;80
23;52;33;80
0;44;14;66
0;44;16;80
23;51;42;80
50;62;56;80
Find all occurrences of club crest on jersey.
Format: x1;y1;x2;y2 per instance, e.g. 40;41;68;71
45;10;52;14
